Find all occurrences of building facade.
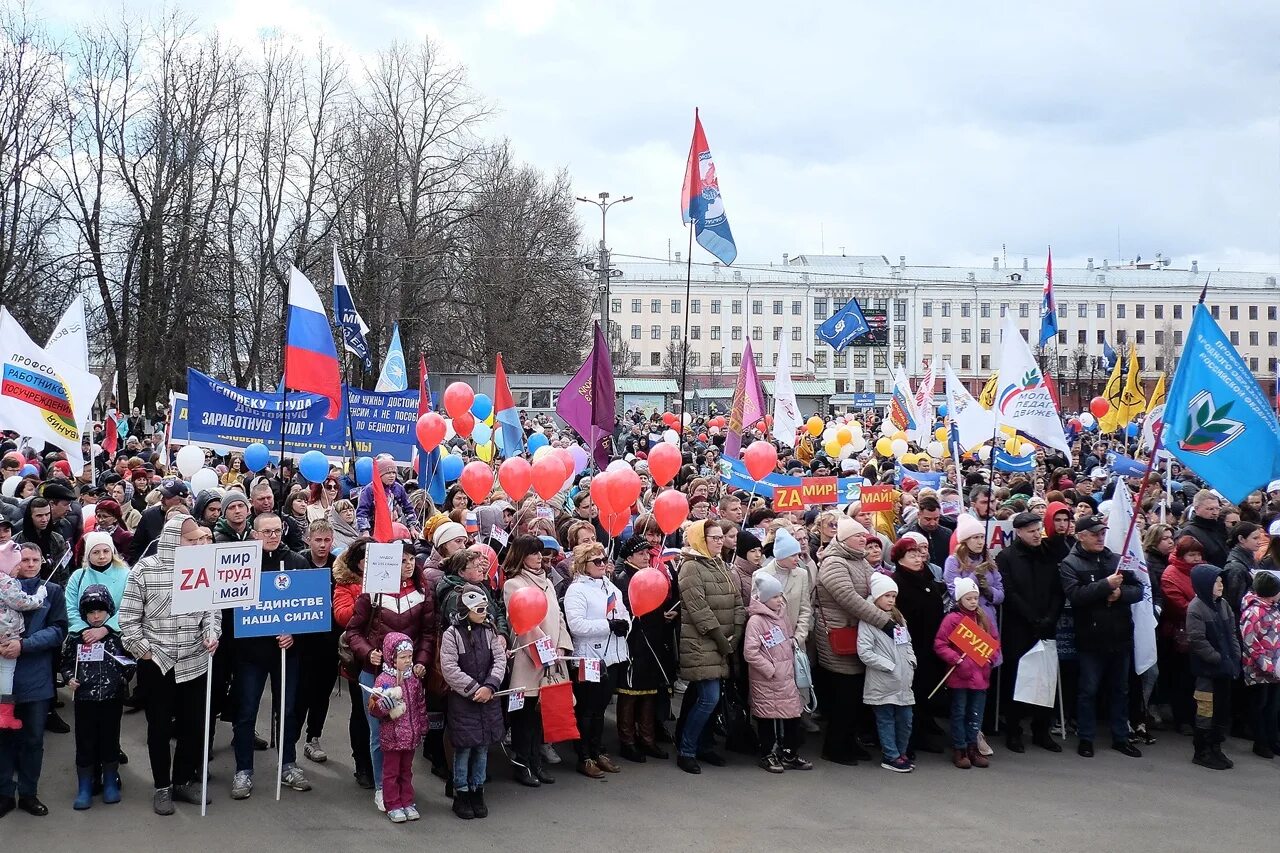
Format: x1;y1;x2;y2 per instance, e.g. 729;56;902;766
604;253;1280;412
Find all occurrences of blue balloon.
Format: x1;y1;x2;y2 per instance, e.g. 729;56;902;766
470;393;493;422
527;433;549;454
299;450;329;483
441;454;464;482
472;422;492;445
20;464;37;477
1125;422;1139;438
355;456;374;486
243;442;270;472
937;405;948;418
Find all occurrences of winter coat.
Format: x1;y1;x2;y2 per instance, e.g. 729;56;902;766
437;573;511;646
756;559;813;645
129;505;166;563
1186;566;1242;680
892;565;948;696
903;519;953;568
730;557;758;612
934;610;992;690
331;548;365;680
1178;515;1229;569
228;546;309;668
814;539;890;675
16;518;69;586
1145;549;1169;609
614;562;678;693
1221;544;1258;621
439;620;507;748
0;571;46;642
1240;592;1280;686
996;537;1065;661
60;627;134;702
64;563;129;633
370;632;429;752
742;597;802;719
677;550;745;682
857;614;916;706
943;554;1004;666
1059;543;1143;653
344;577;436;676
6;577;66;702
356;481;418;534
564;574;632;667
503;570;572;695
1158;555;1195;644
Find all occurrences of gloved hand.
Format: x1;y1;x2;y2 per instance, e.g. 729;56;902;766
609;619;629;637
376;692;397;713
882;619;897;637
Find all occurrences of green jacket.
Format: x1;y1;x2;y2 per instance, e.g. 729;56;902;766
677;551;745;682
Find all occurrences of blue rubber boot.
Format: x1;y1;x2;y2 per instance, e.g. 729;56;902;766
74;766;94;809
102;762;121;804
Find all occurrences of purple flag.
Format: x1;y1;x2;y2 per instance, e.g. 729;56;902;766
557;322;617;469
724;338;766;461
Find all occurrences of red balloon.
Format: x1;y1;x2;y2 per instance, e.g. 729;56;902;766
530;456;565;500
415;412;446;452
453;411;475;438
443;382;475;419
1067;418;1083;432
698;433;708;442
743;440;777;481
390;522;412;540
498;457;532;501
653;489;689;534
508;585;549;635
552;448;576;482
459;460;493;504
647;442;681;487
661;411;678;427
608;468;642;511
627;567;670;617
1089;396;1110;419
602;510;630;537
589;472;615;517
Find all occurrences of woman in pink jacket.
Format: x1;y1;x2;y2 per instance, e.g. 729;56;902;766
933;577;995;770
742;572;813;774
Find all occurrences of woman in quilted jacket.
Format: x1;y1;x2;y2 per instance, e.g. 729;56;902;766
742;571;811;774
1238;570;1280;759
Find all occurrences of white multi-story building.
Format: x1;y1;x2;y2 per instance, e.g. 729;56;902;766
604;253;1280;413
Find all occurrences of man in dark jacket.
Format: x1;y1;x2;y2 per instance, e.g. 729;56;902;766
41;481;83;558
130;478;191;562
997;512;1066;753
902;495;952;567
193;490;223;532
1177;490;1229;569
1059;515;1144;759
295;520;338;764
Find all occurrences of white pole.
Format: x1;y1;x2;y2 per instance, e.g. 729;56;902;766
276;646;285;802
1057;665;1066;737
201;652;212;817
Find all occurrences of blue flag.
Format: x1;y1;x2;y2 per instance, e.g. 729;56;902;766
1038;248;1058;346
1101;338;1117;372
681;110;737;265
375;323;407;392
332;246;371;370
816;297;870;351
993;448;1035;473
1162;305;1280;503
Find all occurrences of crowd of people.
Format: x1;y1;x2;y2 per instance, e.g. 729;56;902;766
1;405;1278;824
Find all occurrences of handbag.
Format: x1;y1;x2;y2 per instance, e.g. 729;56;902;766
815;570;859;655
793;641;818;713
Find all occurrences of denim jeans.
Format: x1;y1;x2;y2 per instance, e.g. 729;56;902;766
873;704;914;761
1077;648;1130;744
359;670;384;786
677;678;721;758
949;689;986;748
0;698;50;798
452;745;489;791
233;654;301;773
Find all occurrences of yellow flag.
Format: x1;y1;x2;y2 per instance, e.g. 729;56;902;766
1097;355;1124;433
1116;344;1147;427
1145;372;1166;414
978;372;999;410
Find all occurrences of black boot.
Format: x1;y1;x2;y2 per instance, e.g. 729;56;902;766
512;762;540;788
451;788;474;820
45;709;70;734
471;787;488;819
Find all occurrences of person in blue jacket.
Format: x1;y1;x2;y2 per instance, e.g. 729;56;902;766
0;541;68;818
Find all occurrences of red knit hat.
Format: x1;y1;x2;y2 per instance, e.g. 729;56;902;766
889;536;925;564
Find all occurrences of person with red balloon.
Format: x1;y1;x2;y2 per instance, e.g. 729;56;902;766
613;536;678;763
501;535;572;788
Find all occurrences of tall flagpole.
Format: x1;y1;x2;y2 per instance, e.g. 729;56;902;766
677;223;694;418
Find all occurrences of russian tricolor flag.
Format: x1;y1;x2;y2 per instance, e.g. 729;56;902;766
493;353;523;458
285;266;342;419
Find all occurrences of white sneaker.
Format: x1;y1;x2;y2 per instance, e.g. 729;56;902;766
404;804;420;821
374;788;385;812
540;743;562;765
388;807;407;823
303;737;327;763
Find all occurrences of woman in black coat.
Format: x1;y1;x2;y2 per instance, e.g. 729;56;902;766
612;536;678;762
889;536;947;753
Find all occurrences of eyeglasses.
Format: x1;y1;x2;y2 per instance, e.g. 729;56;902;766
323;482;338;491
704;533;724;541
258;527;284;536
589;557;608;566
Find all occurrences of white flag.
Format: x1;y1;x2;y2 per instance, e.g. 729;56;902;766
46;295;90;371
771;337;804;448
912;356;937;444
0;308;102;461
943;360;995;452
1103;478;1159;676
993;314;1070;454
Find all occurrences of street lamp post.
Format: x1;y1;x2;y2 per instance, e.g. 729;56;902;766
575;191;633;345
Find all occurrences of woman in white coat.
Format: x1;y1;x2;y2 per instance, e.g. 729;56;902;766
563;541;631;779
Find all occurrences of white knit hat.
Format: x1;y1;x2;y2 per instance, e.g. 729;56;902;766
432;521;467;549
954;514;985;544
953;576;979;601
836;517;867;542
868;572;898;603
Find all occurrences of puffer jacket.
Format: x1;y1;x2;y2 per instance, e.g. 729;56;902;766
677;523;745;682
1240;591;1280;686
344;577;436;676
742;597;802;719
564;574;631;667
1059;542;1142;653
1178;515;1229;569
934;610;993;690
439;619;507;748
857;612;916;706
814;539;891;675
1186;565;1242;680
1221;544;1258;621
503;570;572;695
370;631;429;752
60;626;135;702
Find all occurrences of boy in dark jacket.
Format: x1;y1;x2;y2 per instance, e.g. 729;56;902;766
59;584;134;809
1186;565;1242;770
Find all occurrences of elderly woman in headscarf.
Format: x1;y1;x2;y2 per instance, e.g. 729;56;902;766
118;515;221;816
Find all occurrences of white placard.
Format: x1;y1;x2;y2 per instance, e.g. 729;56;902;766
77;642;105;662
507;690;525;711
363;542;402;595
170;541;263;615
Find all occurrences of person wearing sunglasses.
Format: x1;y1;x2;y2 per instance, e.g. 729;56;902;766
563;543;631;779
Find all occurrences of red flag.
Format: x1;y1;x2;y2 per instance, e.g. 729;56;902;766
102;412;119;457
369;462;393;543
538;681;580;743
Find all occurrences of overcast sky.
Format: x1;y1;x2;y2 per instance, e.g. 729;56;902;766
41;1;1280;272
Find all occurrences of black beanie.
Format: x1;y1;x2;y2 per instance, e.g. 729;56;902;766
735;529;762;558
1254;571;1280;598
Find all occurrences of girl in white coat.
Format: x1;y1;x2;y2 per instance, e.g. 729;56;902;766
857;573;917;773
563;542;631;778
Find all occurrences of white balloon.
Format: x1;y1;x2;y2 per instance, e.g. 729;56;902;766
190;468;219;493
977;446;992;461
444;419;457;440
837;444;855;460
849;436;867;453
926;440;945;459
822;427;837;443
709;426;721;435
663;429;680;445
175;444;205;478
1018;443;1036;457
1079;413;1096;427
880;420;896;437
606;459;631;474
681;413;692;426
890;438;909;458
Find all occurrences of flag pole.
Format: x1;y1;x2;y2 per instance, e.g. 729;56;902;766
678;223;694;420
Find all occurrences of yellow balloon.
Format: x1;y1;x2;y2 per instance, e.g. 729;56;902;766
901;452;917;466
1004;436;1020;454
806;416;824;437
823;438;842;457
892;431;907;443
875;437;894;457
484;413;495;427
835;427;852;445
935;427;948;443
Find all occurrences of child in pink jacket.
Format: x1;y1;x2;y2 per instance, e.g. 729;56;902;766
933;577;995;770
370;631;428;823
743;572;812;774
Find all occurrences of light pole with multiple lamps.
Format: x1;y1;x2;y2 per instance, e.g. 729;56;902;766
575;191;633;347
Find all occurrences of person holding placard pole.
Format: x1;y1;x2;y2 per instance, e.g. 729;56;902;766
118;515;220;816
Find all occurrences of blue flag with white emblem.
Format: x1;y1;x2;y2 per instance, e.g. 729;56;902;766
375;323;407;392
1162;304;1280;503
816;297;871;351
1101;338;1117;372
332;246;372;370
